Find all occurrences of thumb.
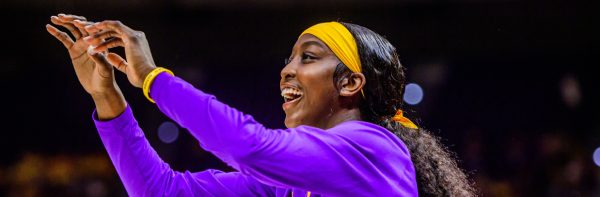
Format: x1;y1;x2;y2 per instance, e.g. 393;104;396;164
87;47;113;74
106;52;128;74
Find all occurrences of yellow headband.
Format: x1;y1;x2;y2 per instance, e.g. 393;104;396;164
300;22;362;73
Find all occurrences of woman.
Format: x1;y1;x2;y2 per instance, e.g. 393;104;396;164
47;14;474;196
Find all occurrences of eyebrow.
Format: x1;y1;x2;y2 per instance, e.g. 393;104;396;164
301;40;326;49
288;40;328;59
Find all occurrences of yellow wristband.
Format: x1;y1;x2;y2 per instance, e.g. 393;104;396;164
142;67;174;103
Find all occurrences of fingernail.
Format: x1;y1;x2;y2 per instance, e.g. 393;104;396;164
83;36;91;41
58;13;65;17
51;16;58;19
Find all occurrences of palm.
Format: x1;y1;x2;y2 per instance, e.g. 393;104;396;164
68;39;114;95
46;15;116;96
48;14;127;120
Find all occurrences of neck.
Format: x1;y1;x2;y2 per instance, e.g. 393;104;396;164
322;107;362;129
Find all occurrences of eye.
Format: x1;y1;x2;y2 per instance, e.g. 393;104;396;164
301;53;317;62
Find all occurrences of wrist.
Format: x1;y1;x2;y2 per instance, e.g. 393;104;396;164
137;64;157;88
90;87;121;100
92;87;127;120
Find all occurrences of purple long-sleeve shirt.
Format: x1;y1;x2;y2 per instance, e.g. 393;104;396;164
93;73;418;196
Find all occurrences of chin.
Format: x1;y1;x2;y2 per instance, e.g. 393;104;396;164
284;117;300;128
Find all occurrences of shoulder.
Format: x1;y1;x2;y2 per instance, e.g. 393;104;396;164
329;120;389;134
328;120;397;142
327;121;417;192
327;120;412;158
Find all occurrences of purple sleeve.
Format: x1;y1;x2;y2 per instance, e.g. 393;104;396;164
93;105;275;196
150;73;418;196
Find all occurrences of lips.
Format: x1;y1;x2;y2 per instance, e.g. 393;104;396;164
281;86;303;110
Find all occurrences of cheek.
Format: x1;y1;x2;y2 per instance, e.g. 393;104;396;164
287;59;338;127
301;65;336;94
298;69;337;110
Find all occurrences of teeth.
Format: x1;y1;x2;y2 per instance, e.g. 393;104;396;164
281;88;303;100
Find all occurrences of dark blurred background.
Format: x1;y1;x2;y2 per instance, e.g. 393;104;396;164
1;0;599;196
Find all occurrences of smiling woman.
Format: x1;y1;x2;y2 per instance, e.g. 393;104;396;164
47;13;474;196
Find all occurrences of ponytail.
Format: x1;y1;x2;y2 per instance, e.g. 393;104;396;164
381;120;475;196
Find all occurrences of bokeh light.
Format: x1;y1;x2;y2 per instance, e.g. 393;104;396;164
158;121;179;144
403;83;424;105
593;147;600;167
560;74;581;109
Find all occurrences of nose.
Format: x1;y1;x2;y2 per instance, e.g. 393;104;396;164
280;59;296;80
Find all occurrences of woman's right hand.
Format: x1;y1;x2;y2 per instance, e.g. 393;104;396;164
46;14;120;97
47;14;127;119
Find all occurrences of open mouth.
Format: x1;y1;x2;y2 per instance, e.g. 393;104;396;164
281;87;304;104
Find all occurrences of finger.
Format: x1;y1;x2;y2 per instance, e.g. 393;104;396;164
93;37;124;52
57;13;87;22
73;19;93;28
51;16;81;39
46;24;74;49
107;52;128;73
73;19;94;37
86;20;134;36
87;50;113;76
83;30;119;46
84;22;102;34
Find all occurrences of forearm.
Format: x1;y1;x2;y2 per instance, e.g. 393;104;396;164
91;86;127;120
150;73;263;168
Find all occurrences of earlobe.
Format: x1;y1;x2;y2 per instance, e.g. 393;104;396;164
339;73;366;97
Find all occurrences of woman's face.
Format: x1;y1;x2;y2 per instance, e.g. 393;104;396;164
280;34;342;128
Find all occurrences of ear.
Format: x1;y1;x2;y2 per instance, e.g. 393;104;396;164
339;73;366;97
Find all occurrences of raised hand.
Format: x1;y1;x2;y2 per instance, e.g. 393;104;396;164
46;14;118;96
79;20;158;88
47;14;126;120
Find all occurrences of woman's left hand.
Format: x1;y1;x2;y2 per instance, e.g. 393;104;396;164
79;20;158;88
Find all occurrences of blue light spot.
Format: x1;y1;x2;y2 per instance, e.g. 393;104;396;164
594;147;600;167
158;121;179;144
403;83;424;105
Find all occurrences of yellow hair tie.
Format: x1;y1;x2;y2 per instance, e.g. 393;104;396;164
300;22;364;98
391;110;418;129
143;67;174;103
